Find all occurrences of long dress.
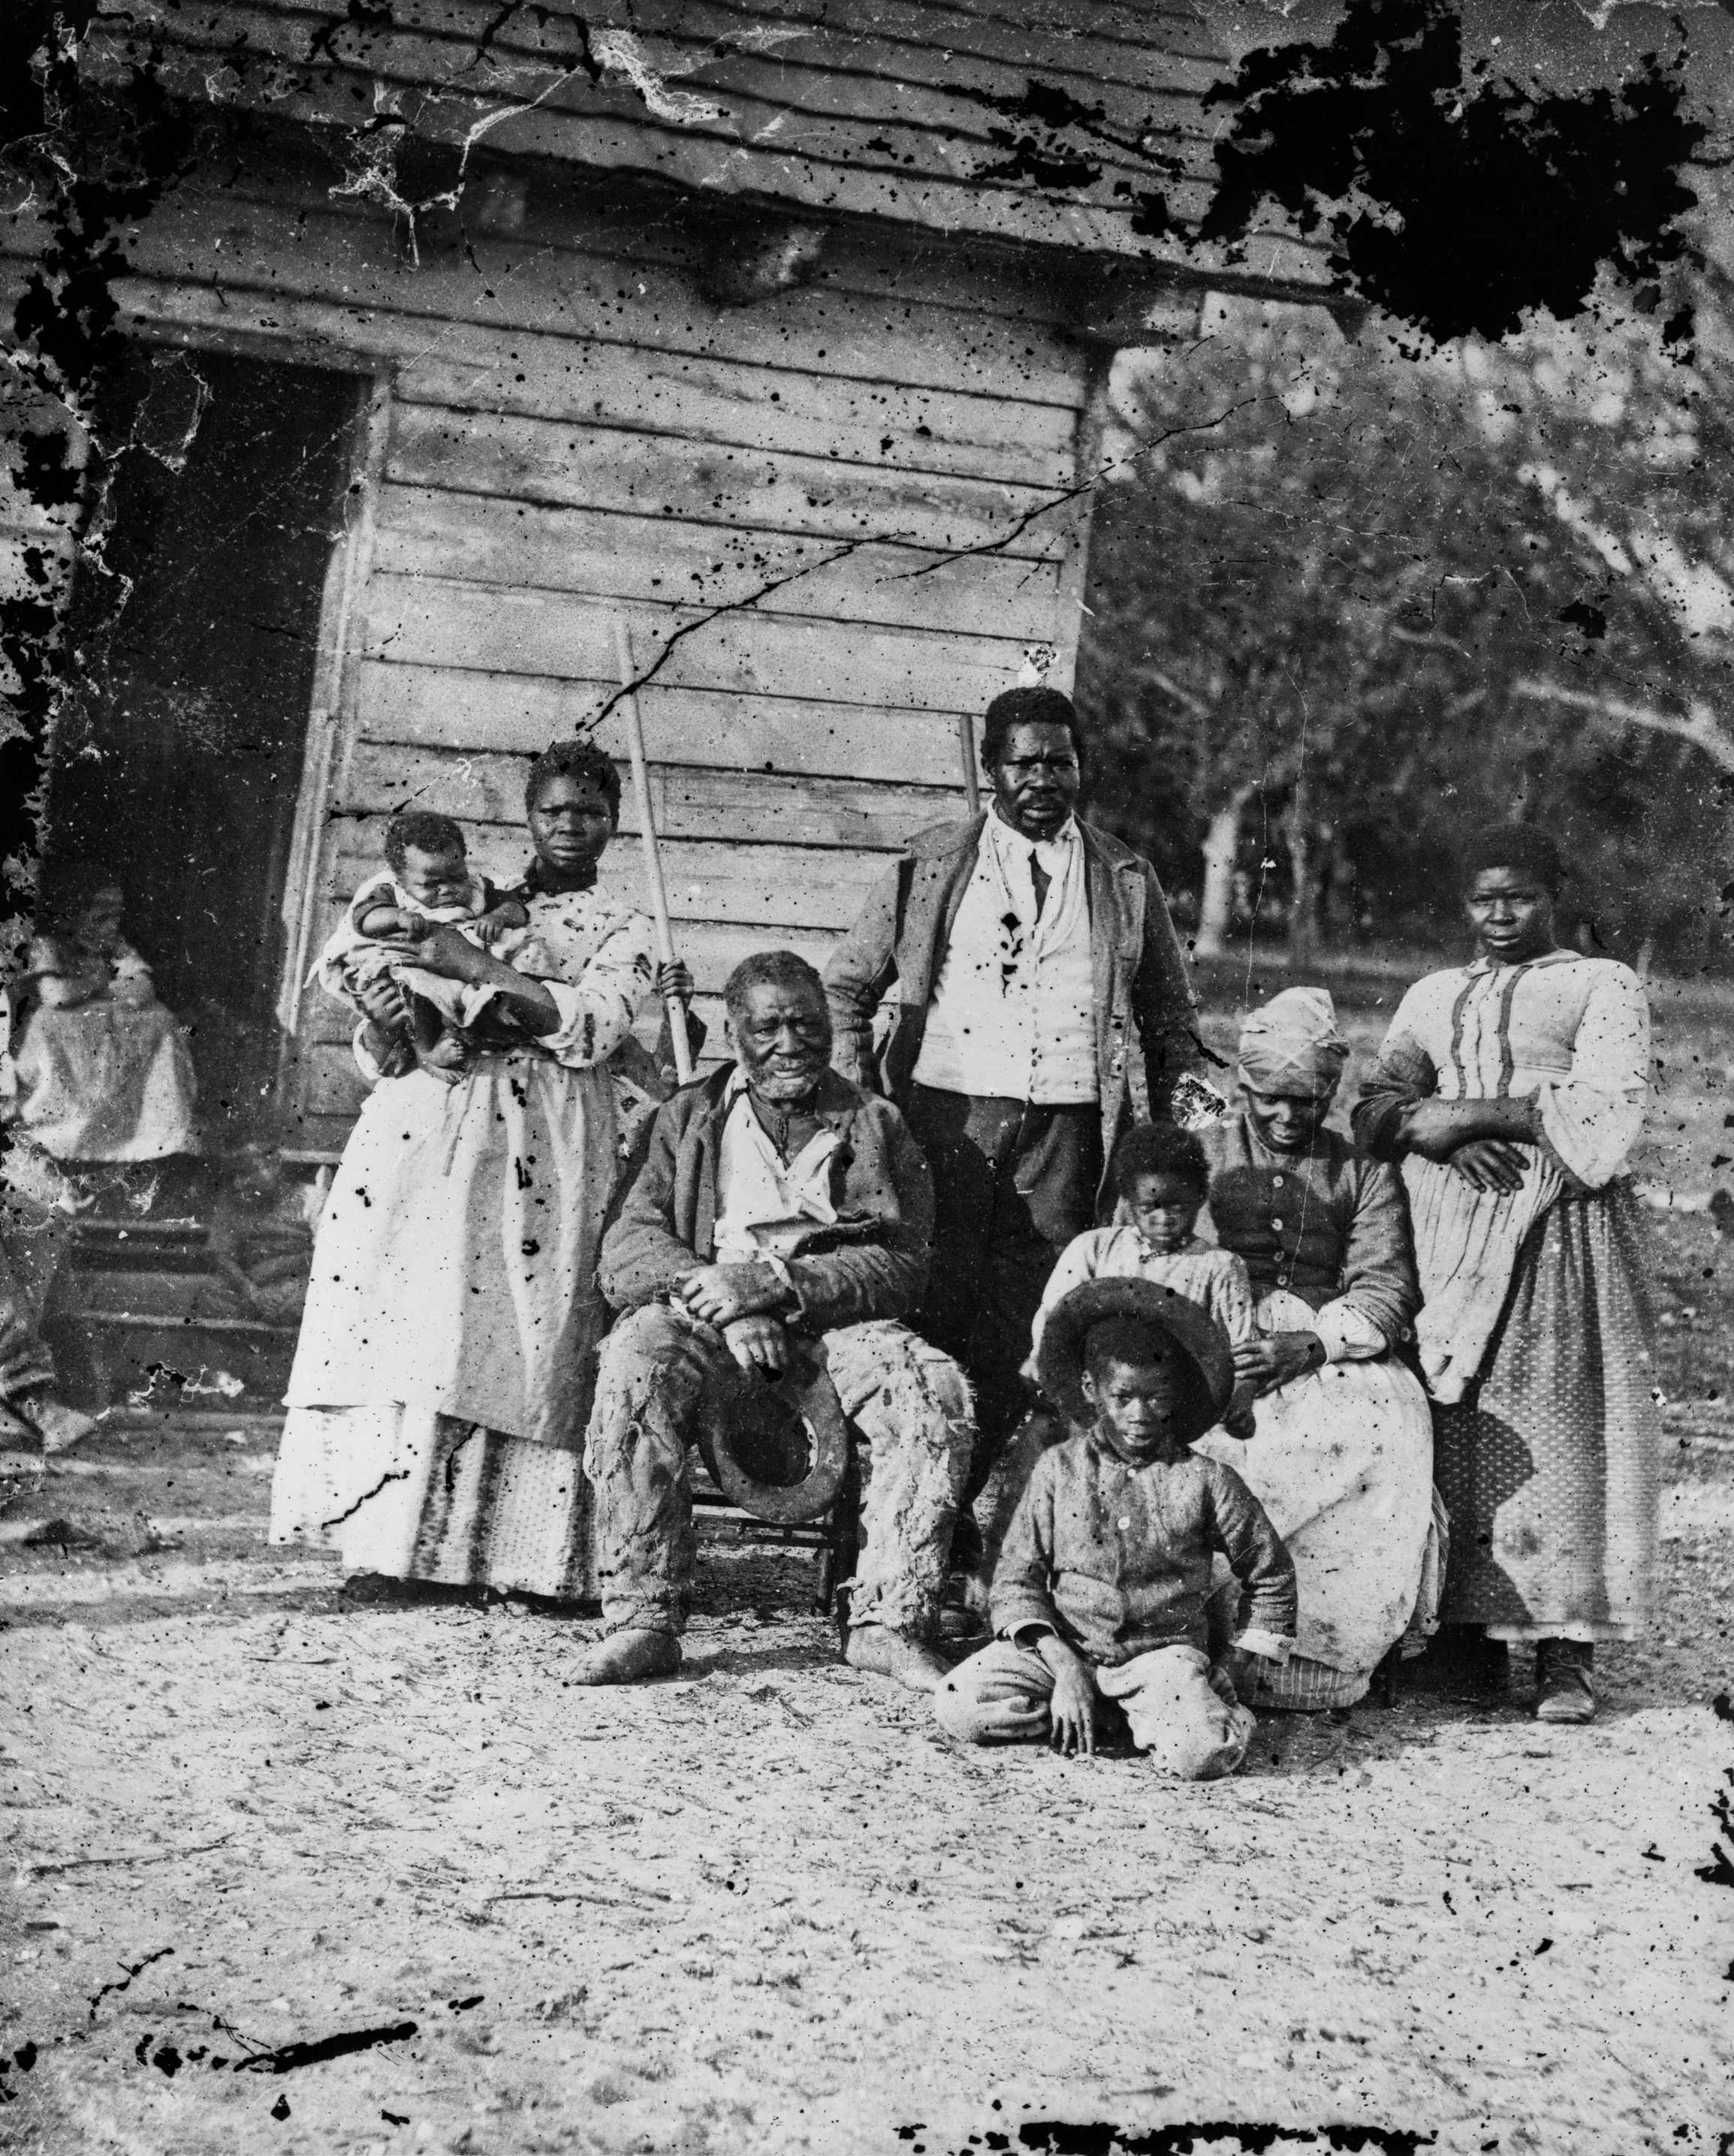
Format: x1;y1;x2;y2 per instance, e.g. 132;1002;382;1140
268;883;656;1599
1353;951;1657;1644
5;940;198;1161
1193;1113;1440;1710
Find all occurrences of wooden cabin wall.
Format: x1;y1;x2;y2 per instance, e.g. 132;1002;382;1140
2;152;1106;1150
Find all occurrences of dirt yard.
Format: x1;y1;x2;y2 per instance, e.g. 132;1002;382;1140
3;1409;1731;2155
3;978;1732;2154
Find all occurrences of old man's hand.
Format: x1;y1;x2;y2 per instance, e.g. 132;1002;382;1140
678;1262;786;1327
722;1313;791;1374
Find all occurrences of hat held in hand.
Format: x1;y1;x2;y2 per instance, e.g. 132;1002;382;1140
697;1337;851;1524
1036;1277;1235;1444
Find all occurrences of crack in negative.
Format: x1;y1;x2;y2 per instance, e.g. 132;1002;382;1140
885;397;1262;581
584;535;888;729
318;1468;410;1527
88;1946;175;2023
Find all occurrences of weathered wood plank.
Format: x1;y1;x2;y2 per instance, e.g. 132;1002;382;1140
388;0;1232;108
370;490;1069;643
80;29;1234;264
324;834;886;932
395;349;1078;490
65;191;1096;406
225;1;1222;189
360;578;1033;715
94;2;1223;197
384;404;1070;560
355;664;982;790
51;155;1195;333
331;759;963;853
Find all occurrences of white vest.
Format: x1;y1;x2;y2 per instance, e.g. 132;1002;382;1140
911;813;1096;1105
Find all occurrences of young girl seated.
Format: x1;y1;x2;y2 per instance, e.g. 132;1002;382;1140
1031;1120;1258;1437
7;862;198;1165
936;1280;1295;1778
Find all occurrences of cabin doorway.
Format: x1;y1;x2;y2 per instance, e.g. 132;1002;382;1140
41;345;363;1142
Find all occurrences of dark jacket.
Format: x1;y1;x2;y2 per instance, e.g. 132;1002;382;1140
821;813;1206;1184
1200;1112;1419;1348
598;1064;933;1334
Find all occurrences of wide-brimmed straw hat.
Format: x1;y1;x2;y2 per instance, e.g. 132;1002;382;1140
1035;1277;1235;1442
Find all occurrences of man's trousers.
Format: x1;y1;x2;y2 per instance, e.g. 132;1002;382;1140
585;1301;975;1639
902;1084;1101;1497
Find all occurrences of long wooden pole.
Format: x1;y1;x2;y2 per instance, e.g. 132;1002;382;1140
957;713;981;814
612;620;694;1083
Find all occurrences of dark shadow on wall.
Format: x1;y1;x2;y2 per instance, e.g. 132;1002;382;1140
42;345;360;1129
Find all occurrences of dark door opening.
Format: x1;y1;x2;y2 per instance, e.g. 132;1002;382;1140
43;345;362;1140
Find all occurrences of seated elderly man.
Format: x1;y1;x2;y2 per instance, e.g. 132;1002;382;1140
574;951;976;1692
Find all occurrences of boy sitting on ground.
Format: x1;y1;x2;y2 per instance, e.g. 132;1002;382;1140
936;1280;1296;1778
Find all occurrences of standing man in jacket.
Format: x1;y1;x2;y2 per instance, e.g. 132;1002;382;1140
823;686;1211;1521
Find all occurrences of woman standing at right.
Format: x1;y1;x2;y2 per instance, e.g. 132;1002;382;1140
1353;827;1657;1723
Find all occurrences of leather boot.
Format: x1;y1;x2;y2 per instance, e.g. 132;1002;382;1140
1535;1637;1596;1723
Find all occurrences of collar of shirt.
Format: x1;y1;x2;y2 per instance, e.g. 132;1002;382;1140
986;806;1081;881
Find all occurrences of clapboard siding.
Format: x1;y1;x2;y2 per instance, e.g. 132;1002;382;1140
360;577;1037;714
356;667;977;791
371;495;1067;641
119;0;1219;187
41;193;1092;406
384;405;1069;559
384;0;1232;107
336;755;964;852
395;351;1078;488
86;0;1241;258
328;780;953;871
327;837;886;932
84;31;1197;261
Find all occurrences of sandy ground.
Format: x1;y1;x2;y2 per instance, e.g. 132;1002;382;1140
2;1411;1731;2156
4;1004;1732;2156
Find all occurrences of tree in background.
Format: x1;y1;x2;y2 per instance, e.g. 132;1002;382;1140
1077;267;1734;974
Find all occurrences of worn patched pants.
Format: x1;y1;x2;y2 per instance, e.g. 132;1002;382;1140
585;1301;975;1639
933;1639;1256;1780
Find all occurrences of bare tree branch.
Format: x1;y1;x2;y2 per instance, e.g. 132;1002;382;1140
1511;677;1734;775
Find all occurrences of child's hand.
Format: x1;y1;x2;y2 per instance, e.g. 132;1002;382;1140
656;960;695;1006
473;899;530;945
1047;1657;1097;1757
1222;1404;1257;1441
1035;1638;1097;1756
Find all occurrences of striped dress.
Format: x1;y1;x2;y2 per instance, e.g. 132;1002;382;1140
1353;952;1657;1643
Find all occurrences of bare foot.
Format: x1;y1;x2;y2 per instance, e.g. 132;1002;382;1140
570;1629;682;1686
22;1395;98;1456
845;1626;949;1693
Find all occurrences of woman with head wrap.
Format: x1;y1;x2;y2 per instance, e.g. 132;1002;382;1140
1353;826;1656;1725
1190;985;1443;1711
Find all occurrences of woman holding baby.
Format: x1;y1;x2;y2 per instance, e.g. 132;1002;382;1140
270;740;685;1602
